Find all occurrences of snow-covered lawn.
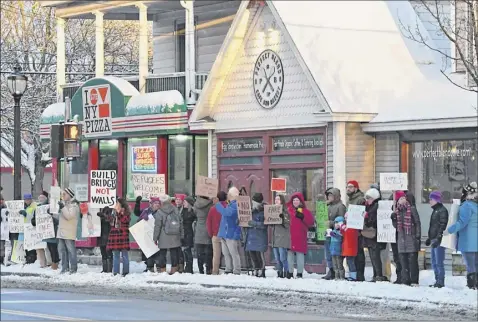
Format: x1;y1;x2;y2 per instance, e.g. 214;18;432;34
2;260;476;309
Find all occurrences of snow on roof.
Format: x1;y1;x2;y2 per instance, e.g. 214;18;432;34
369;82;477;123
272;0;437;114
41;102;65;124
125;90;186;116
95;76;139;97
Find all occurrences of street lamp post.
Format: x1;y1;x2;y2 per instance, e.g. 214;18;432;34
7;64;28;200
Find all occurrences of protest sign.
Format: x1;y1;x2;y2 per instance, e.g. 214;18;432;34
131;174;166;199
380;173;408;191
315;201;328;241
129;217;158;258
74;184;89;202
35;205;55;240
346;205;366;230
264;205;282;225
441;199;460;250
49;186;61;214
90;170;117;208
24;223;47;250
270;178;286;192
81;203;101;238
195;176;218;199
237;196;252;227
5;200;24;233
377;208;396;243
11;240;25;264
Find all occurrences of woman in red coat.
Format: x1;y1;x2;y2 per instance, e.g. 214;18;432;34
286;192;314;279
106;198;131;276
341;217;359;281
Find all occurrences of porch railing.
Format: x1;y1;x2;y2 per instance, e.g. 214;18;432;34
62;72;208;102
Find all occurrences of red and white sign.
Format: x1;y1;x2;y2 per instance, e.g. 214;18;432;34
90;170;117;208
271;178;286;192
82;84;112;138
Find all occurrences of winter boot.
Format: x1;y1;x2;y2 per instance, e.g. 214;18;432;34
277;270;283;278
322;268;335;280
101;259;108;273
347;272;357;281
286;271;293;279
148;267;155;273
296;273;303;278
178;263;184;274
51;263;58;270
169;266;179;275
106;259;113;273
393;277;402;284
254;269;260;277
159;267;167;273
0;257;4;265
261;269;266;278
466;273;477;290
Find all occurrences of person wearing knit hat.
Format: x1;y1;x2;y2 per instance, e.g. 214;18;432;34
363;187;387;282
391;190;421;286
346;180;366;207
425;190;449;288
207;191;228;275
246;192;268;278
194;195;214;275
181;195;197;274
57;187;80;274
445;182;478;289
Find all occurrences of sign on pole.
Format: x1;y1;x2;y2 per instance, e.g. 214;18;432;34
195;176;218;199
5;200;25;233
131;174;166;199
49;186;61;214
264;205;282;225
90;170;117;208
346;205;366;230
237;196;252;227
379;173;408;191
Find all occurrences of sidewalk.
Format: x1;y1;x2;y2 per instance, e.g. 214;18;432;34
1;261;476;309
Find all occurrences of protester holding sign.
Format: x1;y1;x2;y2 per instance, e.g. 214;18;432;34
363;188;388;282
216;187;242;275
180;196;196;274
57;188;80;274
425;191;449;288
20;194;38;264
244;193;268;278
444;182;478;290
206;191;226;275
287;193;314;279
322;188;346;280
30;192;49;268
347;181;367;282
194;196;214;275
391;191;421;286
271;195;290;278
0;194;6;265
96;206;113;273
106;198;131;277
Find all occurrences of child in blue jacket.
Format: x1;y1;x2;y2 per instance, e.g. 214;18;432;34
330;216;345;280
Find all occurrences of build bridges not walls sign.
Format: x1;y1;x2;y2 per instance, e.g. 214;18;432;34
90;170;117;208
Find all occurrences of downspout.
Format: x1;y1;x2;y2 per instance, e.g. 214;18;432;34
180;0;196;107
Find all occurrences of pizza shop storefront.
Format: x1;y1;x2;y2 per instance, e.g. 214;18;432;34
41;76;209;248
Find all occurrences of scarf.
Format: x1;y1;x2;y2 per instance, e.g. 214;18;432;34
397;202;412;235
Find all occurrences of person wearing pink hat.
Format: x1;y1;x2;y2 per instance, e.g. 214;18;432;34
391;191;421;286
426;191;448;288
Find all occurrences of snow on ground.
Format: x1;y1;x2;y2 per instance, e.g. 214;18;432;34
2;260;476;309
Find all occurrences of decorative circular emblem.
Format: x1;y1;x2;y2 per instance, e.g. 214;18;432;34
253;49;284;109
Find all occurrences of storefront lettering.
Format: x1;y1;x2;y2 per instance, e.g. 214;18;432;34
221;138;264;153
82;85;113;138
413;148;474;158
272;135;324;151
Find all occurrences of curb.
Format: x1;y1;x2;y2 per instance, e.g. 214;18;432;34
1;272;51;278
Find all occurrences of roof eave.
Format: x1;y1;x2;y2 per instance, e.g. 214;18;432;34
362;117;478;133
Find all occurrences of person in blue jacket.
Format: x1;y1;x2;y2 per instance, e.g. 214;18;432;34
245;193;268;278
330;216;345;280
444;182;478;289
216;187;242;275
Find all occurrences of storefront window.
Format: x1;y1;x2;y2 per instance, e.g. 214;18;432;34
194;136;208;179
409;139;478;235
126;137;158;200
169;135;193;195
99;140;118;171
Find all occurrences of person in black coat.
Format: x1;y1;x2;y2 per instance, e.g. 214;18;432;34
97;207;112;273
181;196;196;274
426;191;449;288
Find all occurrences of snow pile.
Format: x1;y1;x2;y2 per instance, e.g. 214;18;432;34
2;261;476;308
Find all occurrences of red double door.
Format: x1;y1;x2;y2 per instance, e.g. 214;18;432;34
218;170;268;201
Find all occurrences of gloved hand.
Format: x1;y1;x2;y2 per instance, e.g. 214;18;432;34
58;201;64;210
430;239;440;248
442;230;450;236
136;196;142;203
390;213;397;221
279;213;284;219
425;238;431;246
19;210;27;217
247;221;255;227
5;211;9;216
154;240;158;246
295;212;304;220
363;212;369;219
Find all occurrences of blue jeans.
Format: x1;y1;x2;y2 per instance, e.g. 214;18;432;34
325;237;333;269
58;239;77;273
462;252;478;274
431;246;446;284
273;247;288;272
287;251;305;274
112;250;129;275
345;256;357;279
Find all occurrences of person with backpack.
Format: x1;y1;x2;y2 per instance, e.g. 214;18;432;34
153;194;183;274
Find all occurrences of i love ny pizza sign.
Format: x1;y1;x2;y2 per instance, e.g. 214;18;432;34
82;85;112;138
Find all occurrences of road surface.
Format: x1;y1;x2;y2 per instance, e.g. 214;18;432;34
0;289;329;321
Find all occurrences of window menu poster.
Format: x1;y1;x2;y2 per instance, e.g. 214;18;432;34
131;146;157;173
